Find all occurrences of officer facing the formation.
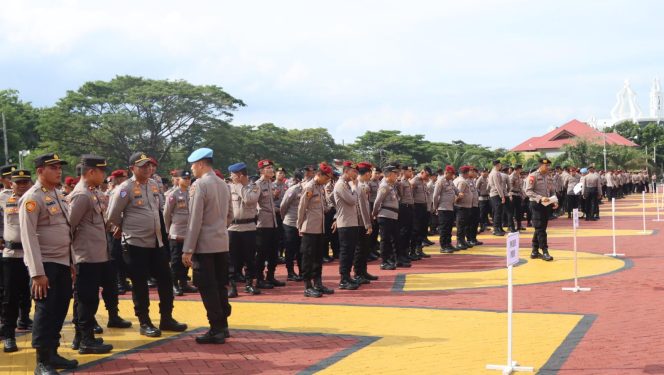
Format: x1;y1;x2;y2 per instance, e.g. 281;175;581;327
0;169;32;353
297;163;334;297
20;153;79;374
353;162;375;284
227;162;261;297
163;170;198;296
333;161;360;290
488;160;507;236
525;158;556;261
255;160;285;288
433;166;458;253
107;152;187;338
68;155;120;355
372;165;400;270
182;148;234;344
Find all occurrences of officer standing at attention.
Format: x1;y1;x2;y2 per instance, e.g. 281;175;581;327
453;166;473;250
255;160;285;288
182;148;234;344
163;170;198;296
106;152;187;338
409;166;432;260
20;153;78;374
227;162;261;297
68;155;117;355
280;170;305;281
297;163;334;297
433;166;459;253
372;165;400;270
488;160;507;236
353;162;376;284
525;158;556;262
0;164;18;330
0;169;32;353
333;161;360;290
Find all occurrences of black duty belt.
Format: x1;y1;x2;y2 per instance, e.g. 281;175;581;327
5;241;22;250
480;195;489;198
232;217;258;225
511;190;521;193
382;206;399;213
399;203;414;208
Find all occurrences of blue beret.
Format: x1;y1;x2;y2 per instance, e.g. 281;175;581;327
187;148;213;163
580;168;588;174
228;162;247;173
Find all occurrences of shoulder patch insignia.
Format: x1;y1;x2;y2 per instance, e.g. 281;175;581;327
120;190;128;198
306;191;313;198
25;200;36;213
529;175;535;184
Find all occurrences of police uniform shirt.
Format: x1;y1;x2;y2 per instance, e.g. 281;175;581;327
397;178;414;205
368;178;380;203
19;181;71;277
488;169;505;198
566;174;581;195
106;175;164;249
525;170;554;203
410;175;428;205
433;178;458;211
476;175;489;198
256;177;277;229
273;180;288;210
469;178;479;207
280;183;303;227
356;180;372;230
297;179;327;234
324;180;336;209
453;176;472;208
69;179;109;264
0;191;22;258
182;171;233;254
163;187;190;239
0;188;12;240
333;175;359;228
228;182;260;232
509;172;523;196
371;180;400;220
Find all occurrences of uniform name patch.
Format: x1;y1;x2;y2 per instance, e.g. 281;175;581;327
120;190;128;198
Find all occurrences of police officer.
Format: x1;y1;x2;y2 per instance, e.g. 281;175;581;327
467;167;483;246
297;163;334;297
410;166;431;260
582;166;602;220
333;161;360;290
181;148;233;344
106;169;131;294
488;160;507;236
396;166;414;267
353;162;376;284
20;153;78;374
372;165;400;270
0;169;32;352
454;166;473;250
367;167;382;260
107;152;187;338
227;162;261;297
280;170;304;281
163;170;198;296
69;155;118;355
509;165;524;231
525;158;556;262
255;160;285;288
476;168;490;232
433;166;459;253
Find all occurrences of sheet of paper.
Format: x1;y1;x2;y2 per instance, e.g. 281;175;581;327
542;195;558;207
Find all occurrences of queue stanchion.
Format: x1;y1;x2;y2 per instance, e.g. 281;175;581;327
486;232;533;374
604;198;624;257
641;191;648;233
562;209;591;293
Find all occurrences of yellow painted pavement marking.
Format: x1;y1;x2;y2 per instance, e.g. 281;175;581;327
427;228;654;243
0;300;584;375
404;246;625;292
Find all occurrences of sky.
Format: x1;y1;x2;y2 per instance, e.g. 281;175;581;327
1;0;664;149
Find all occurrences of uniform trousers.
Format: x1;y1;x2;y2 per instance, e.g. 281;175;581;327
192;252;230;331
530;202;550;251
411;203;429;249
467;206;480;242
353;227;370;275
283;224;302;274
1;258;30;338
300;233;325;280
438;210;455;247
256;227;278;279
74;261;118;333
490;196;504;231
124;244;174;322
511;195;523;228
169;239;187;283
338;226;360;277
229;230;257;281
378;217;398;263
397;204;413;260
31;263;72;349
455;207;471;243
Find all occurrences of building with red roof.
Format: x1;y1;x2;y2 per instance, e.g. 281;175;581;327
510;119;637;157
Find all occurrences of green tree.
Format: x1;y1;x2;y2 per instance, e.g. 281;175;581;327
0;89;41;165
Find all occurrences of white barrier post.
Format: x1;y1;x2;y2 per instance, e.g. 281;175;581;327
654;185;664;222
641;191;647;233
486;232;533;374
604;198;624;257
562;209;591;293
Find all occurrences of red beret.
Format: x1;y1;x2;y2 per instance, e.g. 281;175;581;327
342;160;357;169
214;169;224;179
149;157;158;166
445;165;456;174
257;159;273;169
64;176;75;186
460;166;471;173
111;169;127;178
357;162;372;169
73;177;80;185
319;162;333;176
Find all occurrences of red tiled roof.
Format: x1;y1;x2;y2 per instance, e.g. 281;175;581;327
511;119;638;152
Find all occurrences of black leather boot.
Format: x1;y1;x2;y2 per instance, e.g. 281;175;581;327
244;279;261;295
314;278;334;294
78;330;113;354
227;279;238;298
541;249;554;261
159;315;187;332
50;347;78;370
107;310;132;329
179;280;198;294
338;275;359;290
266;271;286;287
304;279;322;298
35;348;58;375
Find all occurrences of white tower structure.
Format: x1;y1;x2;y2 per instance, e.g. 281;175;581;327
610;79;642;123
649;77;662;123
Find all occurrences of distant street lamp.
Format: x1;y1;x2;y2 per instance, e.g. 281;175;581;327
18;150;30;169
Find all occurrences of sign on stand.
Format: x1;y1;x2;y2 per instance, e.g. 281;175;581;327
486;232;533;374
